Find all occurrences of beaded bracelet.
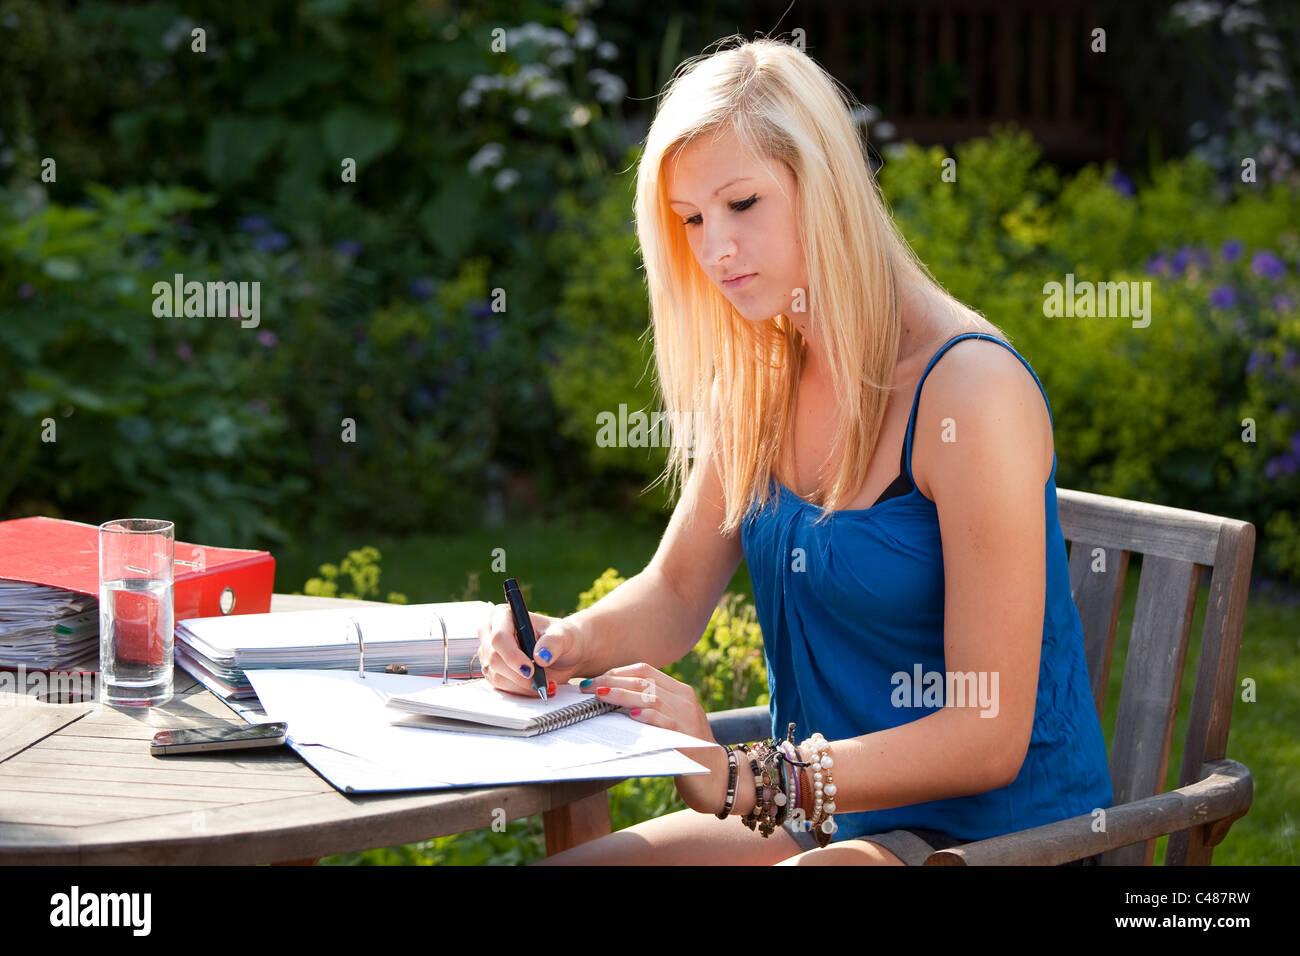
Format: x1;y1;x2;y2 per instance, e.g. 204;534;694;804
801;733;838;848
735;724;814;838
779;739;803;834
715;745;740;819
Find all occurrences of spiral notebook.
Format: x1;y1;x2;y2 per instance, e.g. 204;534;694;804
386;677;620;737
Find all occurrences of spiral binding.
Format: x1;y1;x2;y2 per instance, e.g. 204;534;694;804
440;677;619;732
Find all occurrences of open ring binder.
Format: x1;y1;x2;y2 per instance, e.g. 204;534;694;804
349;615;365;678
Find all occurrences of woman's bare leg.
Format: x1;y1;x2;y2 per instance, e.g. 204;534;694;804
533;808;808;865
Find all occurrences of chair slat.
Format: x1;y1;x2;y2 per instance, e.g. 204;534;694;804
1057;488;1223;564
1103;555;1200;865
1067;540;1129;718
1168;519;1254;864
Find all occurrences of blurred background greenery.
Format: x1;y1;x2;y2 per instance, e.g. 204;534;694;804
1;0;1297;864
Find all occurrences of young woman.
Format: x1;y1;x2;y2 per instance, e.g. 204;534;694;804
475;36;1112;865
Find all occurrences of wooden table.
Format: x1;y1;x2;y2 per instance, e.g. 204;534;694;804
0;594;622;865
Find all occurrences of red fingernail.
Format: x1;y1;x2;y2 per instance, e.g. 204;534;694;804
596;686;610;695
630;708;642;716
548;681;557;695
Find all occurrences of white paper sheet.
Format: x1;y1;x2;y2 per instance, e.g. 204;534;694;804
245;669;721;790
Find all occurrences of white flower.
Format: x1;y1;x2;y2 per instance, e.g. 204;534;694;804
513;107;532;124
527;78;566;100
548;46;575;67
874;120;897;140
468;142;506;175
562;104;592;127
494;168;521;191
1222;5;1266;34
595;78;626;103
459;89;481;109
1168;1;1222;28
597;41;618;60
574;19;598;49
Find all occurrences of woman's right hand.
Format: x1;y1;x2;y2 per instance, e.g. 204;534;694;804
476;604;588;697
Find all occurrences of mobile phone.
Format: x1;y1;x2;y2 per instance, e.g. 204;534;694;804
150;722;288;756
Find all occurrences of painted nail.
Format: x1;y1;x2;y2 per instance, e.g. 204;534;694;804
596;687;610;696
579;678;593;688
537;647;553;664
520;664;532;677
630;709;642;716
547;681;557;696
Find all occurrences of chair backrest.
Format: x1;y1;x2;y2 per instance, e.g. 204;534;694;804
1058;488;1255;865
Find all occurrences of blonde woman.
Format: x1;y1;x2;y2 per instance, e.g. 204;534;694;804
476;36;1112;865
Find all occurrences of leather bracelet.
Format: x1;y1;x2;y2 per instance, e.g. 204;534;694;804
715;745;740;819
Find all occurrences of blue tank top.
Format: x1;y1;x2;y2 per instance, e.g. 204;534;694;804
739;333;1113;842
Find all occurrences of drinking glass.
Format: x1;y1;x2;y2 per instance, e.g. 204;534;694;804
98;518;174;707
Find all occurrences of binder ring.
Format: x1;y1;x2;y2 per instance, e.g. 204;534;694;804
349;615;365;679
431;611;450;683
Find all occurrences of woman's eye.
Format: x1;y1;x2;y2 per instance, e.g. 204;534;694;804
682;194;758;227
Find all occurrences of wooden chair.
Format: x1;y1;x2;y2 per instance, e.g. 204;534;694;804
552;487;1256;864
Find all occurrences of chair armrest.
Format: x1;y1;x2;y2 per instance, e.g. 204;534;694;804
705;706;770;745
924;759;1253;865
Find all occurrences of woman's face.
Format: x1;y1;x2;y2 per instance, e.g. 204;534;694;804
666;130;807;325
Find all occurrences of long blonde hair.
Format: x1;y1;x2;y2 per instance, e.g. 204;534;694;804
635;36;979;532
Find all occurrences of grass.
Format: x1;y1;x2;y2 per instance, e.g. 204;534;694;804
276;511;1297;865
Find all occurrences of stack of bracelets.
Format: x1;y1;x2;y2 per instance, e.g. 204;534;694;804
714;721;838;848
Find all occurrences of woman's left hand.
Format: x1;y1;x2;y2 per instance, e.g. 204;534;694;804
578;662;725;814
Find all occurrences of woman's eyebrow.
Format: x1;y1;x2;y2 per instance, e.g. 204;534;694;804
668;176;755;206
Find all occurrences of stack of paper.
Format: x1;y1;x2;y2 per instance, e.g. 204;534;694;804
0;579;99;670
176;601;492;699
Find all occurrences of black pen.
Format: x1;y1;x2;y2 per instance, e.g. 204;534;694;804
503;578;548;701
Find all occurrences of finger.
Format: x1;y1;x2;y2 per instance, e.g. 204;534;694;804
624;703;672;730
582;669;674;705
585;679;662;709
482;606;542;694
531;616;578;670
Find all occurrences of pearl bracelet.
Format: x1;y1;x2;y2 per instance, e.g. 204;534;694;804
800;733;838;847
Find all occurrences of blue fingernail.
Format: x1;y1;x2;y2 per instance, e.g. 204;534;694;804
538;648;552;664
520;665;532;677
580;678;593;688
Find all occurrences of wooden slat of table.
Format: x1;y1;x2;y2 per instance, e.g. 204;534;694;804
61;777;626;865
0;705;92;762
0;772;322;803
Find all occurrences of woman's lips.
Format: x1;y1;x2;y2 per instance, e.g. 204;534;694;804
723;273;756;290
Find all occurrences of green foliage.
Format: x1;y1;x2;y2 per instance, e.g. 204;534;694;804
301;545;407;604
0;184;305;544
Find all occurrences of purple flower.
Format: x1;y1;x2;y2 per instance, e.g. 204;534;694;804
237;215;272;233
175;343;193;361
1285;348;1299;370
1276;404;1293;416
1190;247;1212;269
1251;250;1286;280
409;277;436;300
333;239;364;257
1291;430;1300;456
1171;247;1192;276
1108;168;1136;197
17;282;34;298
256;330;279;348
475;319;502;350
470;300;494;320
1265;453;1299;479
1145;254;1170;276
1209;285;1237;309
1220;239;1244;263
253;232;290;253
1246;349;1271;375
